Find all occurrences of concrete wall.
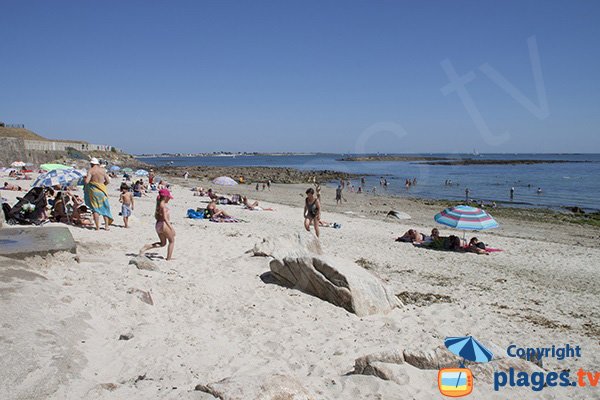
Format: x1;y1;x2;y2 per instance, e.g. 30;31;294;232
0;138;115;166
0;137;68;166
23;140;111;152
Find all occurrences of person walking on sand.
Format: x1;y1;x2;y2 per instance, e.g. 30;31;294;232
335;185;343;205
139;188;175;260
119;184;134;228
304;187;321;237
84;157;113;230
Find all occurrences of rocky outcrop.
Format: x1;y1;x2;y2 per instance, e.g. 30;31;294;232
129;256;160;271
269;256;401;316
252;233;322;259
195;374;314;400
353;346;545;384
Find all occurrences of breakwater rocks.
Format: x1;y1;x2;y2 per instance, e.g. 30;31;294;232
423;159;587;166
338;155;448;162
155;165;359;184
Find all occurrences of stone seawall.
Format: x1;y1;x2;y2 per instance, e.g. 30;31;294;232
0;137;69;166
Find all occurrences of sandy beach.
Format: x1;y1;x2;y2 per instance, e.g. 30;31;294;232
1;173;599;400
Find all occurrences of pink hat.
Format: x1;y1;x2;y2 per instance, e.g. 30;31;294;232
158;188;173;199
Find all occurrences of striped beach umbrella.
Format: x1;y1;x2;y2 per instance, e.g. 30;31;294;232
434;205;498;231
135;169;149;176
444;336;493;363
32;169;85;188
11;161;26;167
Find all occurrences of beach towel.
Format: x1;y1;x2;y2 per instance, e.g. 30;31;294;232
485;247;503;252
84;181;114;224
187;209;205;219
210;216;241;223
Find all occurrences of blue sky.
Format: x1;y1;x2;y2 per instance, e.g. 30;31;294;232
1;1;599;154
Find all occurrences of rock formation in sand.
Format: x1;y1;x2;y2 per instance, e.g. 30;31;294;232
269;256;401;317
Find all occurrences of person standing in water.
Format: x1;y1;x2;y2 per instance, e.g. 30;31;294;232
510;187;515;200
465;188;470;202
304;188;321;237
139;188;176;260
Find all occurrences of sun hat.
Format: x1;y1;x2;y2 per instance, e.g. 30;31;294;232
158;188;173;199
90;157;100;165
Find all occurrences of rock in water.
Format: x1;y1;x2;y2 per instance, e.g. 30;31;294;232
129;256;160;271
269;256;401;316
195;374;314;400
252;232;323;259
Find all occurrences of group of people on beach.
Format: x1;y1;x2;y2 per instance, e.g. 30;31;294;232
396;228;490;254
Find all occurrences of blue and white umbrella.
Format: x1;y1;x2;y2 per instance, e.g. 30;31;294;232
135;169;149;176
434;205;498;231
444;336;493;363
32;169;85;188
212;176;238;186
110;165;121;171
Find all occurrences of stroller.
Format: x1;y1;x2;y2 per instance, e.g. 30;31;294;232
2;187;49;225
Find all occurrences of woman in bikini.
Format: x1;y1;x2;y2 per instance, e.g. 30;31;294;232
304;188;321;237
139;188;176;260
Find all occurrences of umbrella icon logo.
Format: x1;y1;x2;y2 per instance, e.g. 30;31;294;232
438;336;493;397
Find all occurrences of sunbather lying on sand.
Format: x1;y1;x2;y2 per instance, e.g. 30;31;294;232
192;187;205;196
2;182;22;191
205;200;232;219
396;229;428;243
242;196;273;211
467;237;490;255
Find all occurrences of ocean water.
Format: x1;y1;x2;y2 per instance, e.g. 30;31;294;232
137;153;600;211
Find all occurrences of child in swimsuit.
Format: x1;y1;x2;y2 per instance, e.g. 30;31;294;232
119;185;134;228
304;187;321;237
139;188;176;260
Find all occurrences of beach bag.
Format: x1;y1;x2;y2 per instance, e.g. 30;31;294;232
186;209;205;219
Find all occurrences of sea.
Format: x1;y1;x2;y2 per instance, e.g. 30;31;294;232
137;153;600;212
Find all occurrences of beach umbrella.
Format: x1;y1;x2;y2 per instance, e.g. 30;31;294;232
122;167;133;173
40;163;72;171
212;176;238;186
444;336;493;363
11;161;26;167
434;205;498;231
110;165;121;171
32;169;85;188
135;169;149;176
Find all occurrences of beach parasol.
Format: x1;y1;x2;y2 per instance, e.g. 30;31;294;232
434;205;498;232
135;169;149;176
110;165;121;171
212;176;238;186
11;161;26;167
122;167;133;173
32;169;85;188
444;336;493;363
40;163;72;171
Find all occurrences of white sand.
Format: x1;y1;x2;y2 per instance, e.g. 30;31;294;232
1;174;599;399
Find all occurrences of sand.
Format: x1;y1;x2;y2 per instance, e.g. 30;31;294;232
1;173;599;399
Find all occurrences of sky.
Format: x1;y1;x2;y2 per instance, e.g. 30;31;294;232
1;0;599;154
